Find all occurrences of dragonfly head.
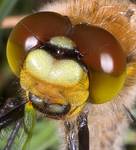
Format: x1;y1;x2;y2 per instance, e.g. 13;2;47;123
7;12;126;119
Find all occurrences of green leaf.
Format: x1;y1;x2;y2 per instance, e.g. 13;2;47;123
0;0;18;22
29;119;59;150
22;103;36;150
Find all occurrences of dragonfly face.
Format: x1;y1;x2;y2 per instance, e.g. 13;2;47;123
1;0;136;150
7;12;126;117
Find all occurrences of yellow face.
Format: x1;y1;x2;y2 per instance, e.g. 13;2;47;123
20;47;89;118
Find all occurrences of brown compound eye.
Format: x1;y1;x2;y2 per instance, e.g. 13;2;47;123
69;24;127;103
70;24;126;75
7;12;72;76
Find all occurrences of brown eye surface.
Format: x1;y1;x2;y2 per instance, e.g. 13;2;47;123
7;12;72;76
70;24;126;75
69;24;126;103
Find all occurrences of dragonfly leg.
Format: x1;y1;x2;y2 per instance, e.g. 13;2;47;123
77;111;89;150
64;110;89;150
64;120;78;150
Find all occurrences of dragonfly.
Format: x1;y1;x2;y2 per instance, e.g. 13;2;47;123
1;0;136;150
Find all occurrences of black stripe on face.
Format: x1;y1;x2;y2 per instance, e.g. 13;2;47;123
37;43;88;73
40;43;83;61
29;92;71;119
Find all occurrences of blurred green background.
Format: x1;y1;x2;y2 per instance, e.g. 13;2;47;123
0;0;136;150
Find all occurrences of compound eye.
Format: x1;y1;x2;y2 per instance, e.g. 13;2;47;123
70;24;126;103
7;12;72;76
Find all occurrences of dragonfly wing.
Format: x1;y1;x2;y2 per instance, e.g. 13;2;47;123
0;100;36;150
0;97;25;130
